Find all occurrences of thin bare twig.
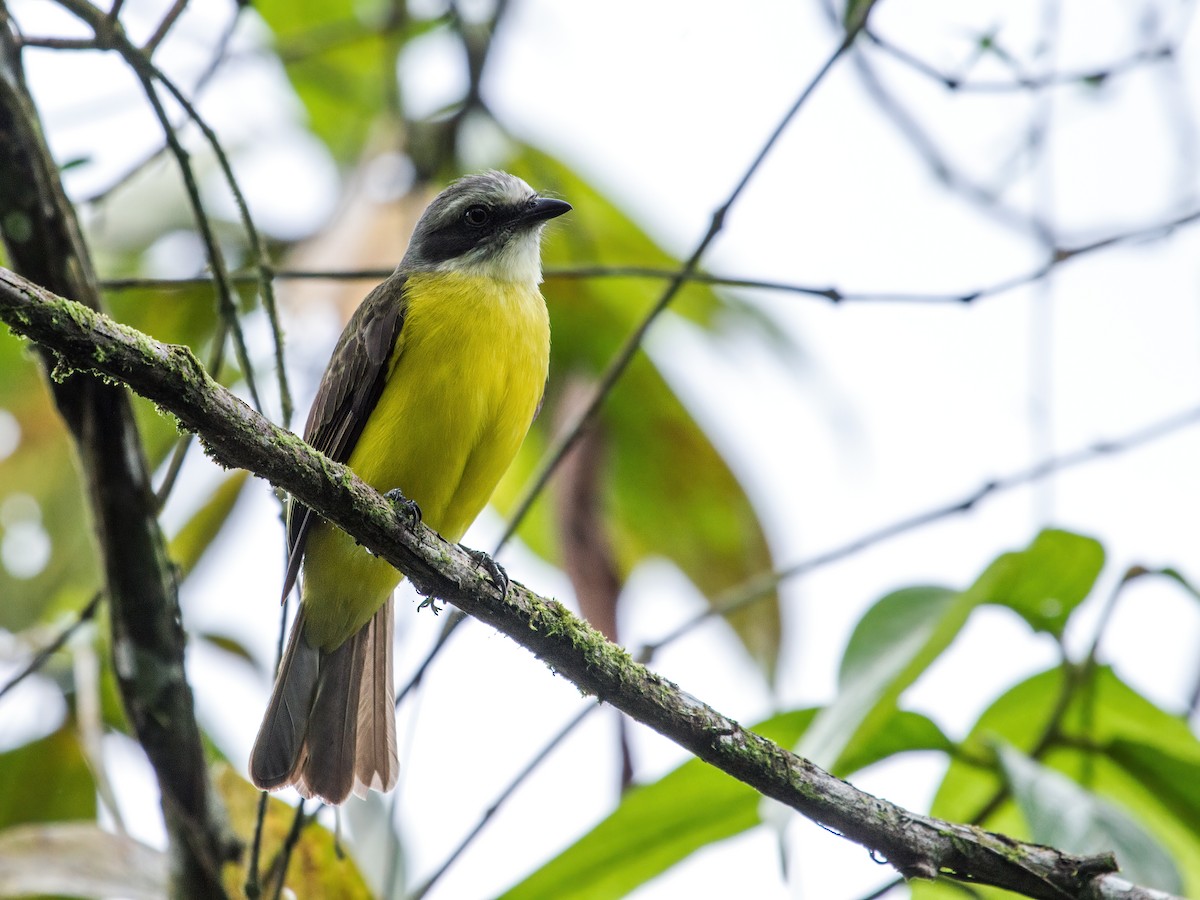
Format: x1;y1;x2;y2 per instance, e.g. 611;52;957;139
56;0;292;422
0;591;103;704
138;61;291;421
18;35;98;49
56;0;264;418
141;0;188;56
496;25;868;554
408;703;599;900
864;28;1172;93
92;193;1200;305
268;801;307;900
81;3;244;205
642;402;1200;656
848;40;1052;242
244;791;270;899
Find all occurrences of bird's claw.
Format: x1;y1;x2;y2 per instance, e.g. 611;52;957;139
384;489;422;529
464;546;509;598
416;594;444;614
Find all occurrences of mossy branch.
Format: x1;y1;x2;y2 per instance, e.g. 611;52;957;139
0;14;234;894
0;267;1180;900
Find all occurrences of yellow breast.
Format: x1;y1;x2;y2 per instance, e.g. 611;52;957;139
301;271;550;649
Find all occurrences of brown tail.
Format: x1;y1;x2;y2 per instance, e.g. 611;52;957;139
249;599;398;805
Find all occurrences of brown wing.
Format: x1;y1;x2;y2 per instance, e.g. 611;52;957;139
281;274;408;599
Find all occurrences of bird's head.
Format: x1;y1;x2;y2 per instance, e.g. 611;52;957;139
401;171;571;284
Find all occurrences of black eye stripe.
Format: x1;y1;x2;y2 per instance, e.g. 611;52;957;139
415;199;530;264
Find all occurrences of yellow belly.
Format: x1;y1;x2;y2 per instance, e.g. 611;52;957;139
301;271;550;650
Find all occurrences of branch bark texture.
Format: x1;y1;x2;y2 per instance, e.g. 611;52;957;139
0;268;1181;900
0;13;233;897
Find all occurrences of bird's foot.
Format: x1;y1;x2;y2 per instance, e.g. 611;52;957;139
384;489;422;529
416;594;444;614
463;546;509;598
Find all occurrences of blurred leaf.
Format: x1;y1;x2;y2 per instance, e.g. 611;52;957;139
798;585;960;769
1157;566;1200;604
996;743;1181;892
1105;740;1200;840
915;666;1200;899
105;281;226;458
97;634;132;734
0;822;166;900
502;703;946;900
214;764;373;898
0;726;96;829
0;329;98;629
803;531;1101;774
169;470;249;580
498;710;815;900
835;709;953;776
495;148;786;678
0;279;223;631
198;631;262;673
844;0;882;32
343;791;407;898
966;528;1104;638
253;1;438;162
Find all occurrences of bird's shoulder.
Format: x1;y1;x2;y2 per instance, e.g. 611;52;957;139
302;273;410;455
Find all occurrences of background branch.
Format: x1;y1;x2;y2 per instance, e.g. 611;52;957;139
0;13;234;897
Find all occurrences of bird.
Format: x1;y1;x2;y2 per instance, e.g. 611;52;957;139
249;171;570;805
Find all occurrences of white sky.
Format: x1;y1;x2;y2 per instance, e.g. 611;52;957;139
3;0;1200;898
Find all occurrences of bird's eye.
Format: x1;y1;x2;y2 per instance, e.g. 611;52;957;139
464;205;490;227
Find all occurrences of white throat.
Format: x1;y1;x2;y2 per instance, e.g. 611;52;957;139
438;228;545;285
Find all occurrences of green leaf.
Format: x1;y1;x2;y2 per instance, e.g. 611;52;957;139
498;710;815;900
0;822;166;900
799;585;961;769
252;1;439;162
835;709;953;776
214;764;375;898
105;281;227;459
964;528;1104;638
0;277;225;632
0;329;98;630
0;727;96;829
798;530;1102;770
168;470;249;581
916;667;1200;899
198;631;262;672
502;703;946;900
492;149;787;678
1105;739;1200;839
996;743;1181;893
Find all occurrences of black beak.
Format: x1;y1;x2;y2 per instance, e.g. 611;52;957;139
520;197;572;225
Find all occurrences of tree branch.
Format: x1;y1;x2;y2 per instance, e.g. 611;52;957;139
0;268;1180;900
0;14;234;896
